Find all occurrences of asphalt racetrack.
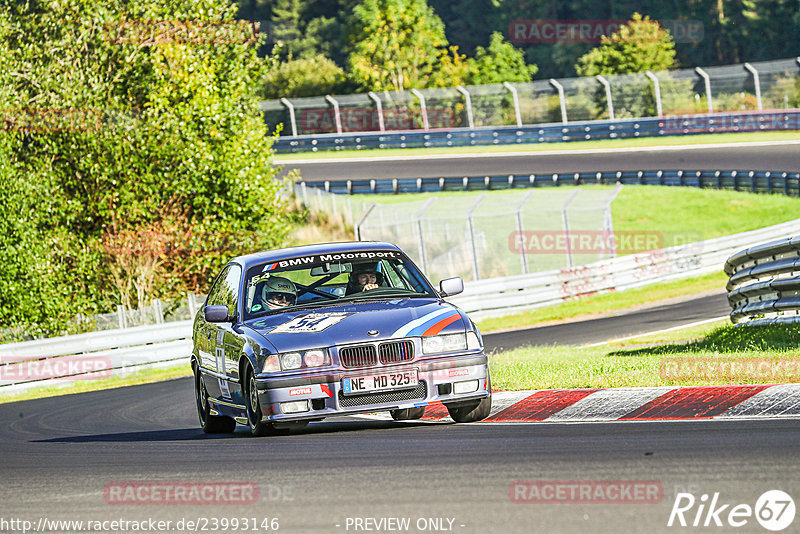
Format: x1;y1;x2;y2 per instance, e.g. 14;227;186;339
281;141;800;182
2;292;798;533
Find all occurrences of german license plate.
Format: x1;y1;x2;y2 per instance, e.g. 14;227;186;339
342;370;418;395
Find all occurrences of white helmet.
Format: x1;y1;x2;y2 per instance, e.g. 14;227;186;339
261;276;297;309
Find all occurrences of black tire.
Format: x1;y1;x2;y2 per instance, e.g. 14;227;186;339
445;374;492;423
390;407;426;420
244;364;274;437
193;361;236;434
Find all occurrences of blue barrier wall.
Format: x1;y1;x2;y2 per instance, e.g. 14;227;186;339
275;110;800;154
302;170;800;196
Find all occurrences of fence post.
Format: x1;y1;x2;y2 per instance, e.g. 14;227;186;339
743;63;763;111
595;75;614;120
549;79;568;124
117;304;127;329
367;91;385;132
187;292;197;319
456;85;474;128
695;67;714;114
415;198;437;274
324;95;343;134
515;190;535;274
354;202;376;241
279;98;298;137
644;71;663;118
466;194;486;280
300;182;308;205
153;298;163;324
503;82;523;127
560;190;580;268
410;89;430;130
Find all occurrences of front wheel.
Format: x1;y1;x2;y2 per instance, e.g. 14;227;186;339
445;375;492;423
390;407;426;420
194;361;236;434
244;365;274;437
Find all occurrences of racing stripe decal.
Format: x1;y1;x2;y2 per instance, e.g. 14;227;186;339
391;308;456;337
422;314;462;336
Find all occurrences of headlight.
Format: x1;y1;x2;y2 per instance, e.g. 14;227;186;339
280;352;302;370
467;331;482;350
303;349;327;367
422;333;467;355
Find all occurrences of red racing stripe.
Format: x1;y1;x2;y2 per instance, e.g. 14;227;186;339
422;314;461;336
619;385;771;420
486;389;602;422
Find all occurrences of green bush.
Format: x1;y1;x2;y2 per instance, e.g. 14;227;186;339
0;0;291;337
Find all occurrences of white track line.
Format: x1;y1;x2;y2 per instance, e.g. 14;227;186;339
582;316;730;348
277;139;800;165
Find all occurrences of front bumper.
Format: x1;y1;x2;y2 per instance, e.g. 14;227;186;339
254;352;489;422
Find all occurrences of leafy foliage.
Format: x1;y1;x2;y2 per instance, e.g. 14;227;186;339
465;32;538;85
0;0;290;337
346;0;469;91
260;54;347;98
576;13;677;76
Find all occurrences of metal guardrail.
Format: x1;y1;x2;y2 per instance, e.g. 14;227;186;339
5;217;800;395
725;237;800;324
302;169;800;196
453;217;800;321
275;110;800;154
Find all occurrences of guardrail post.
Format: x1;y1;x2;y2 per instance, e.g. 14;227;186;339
743;63;763;111
644;71;663;118
187;292;197;319
325;95;343;134
503;82;523;127
410;89;430;130
602;184;623;258
456;85;474;128
466;194;486;280
595;75;614;120
549;79;568;124
515;190;535;274
695;67;714;114
279;98;298;137
153;298;164;324
367;91;385;132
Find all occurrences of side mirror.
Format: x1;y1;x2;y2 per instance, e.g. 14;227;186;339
439;277;464;297
204;305;231;323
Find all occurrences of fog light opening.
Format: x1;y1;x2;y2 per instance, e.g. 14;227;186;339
281;400;310;414
453;380;479;394
437;383;452;395
311;398;326;411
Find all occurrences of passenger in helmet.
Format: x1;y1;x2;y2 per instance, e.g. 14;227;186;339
261;276;297;309
346;263;384;294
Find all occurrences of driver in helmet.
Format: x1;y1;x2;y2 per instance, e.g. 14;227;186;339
261;276;297;309
346;263;384;294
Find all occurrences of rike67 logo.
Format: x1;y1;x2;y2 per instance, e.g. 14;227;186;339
668;490;795;531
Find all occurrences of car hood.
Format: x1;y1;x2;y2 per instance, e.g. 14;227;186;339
242;298;466;353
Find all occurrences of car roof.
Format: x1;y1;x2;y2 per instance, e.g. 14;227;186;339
231;241;404;270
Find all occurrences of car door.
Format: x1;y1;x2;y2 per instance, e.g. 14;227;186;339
203;264;242;402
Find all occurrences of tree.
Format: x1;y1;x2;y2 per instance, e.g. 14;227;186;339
346;0;468;91
466;32;538;85
260;54;347;98
575;13;677;76
0;0;290;336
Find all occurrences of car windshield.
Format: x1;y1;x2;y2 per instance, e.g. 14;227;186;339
242;250;436;319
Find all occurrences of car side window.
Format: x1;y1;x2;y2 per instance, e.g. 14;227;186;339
207;264;242;317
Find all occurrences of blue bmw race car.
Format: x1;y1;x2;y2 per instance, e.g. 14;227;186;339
191;241;491;436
